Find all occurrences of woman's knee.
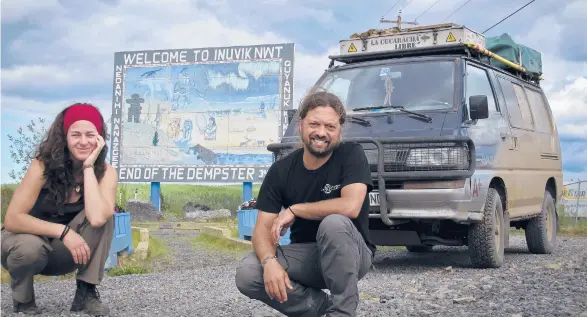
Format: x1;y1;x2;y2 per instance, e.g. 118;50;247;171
2;234;49;269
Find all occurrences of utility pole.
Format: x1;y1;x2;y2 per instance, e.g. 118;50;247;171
379;10;418;30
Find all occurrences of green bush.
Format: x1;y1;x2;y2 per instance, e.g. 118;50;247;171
1;185;17;224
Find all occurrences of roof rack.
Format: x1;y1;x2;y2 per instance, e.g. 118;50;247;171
329;22;542;85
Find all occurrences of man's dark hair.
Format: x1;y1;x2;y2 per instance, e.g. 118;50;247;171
298;90;346;125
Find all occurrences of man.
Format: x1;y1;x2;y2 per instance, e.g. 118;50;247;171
235;91;376;317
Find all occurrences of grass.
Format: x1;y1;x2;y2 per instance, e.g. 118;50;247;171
106;229;169;277
190;234;251;254
114;183;260;220
1;183;261;223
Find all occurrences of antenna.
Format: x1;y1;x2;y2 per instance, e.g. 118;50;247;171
379;10;418;31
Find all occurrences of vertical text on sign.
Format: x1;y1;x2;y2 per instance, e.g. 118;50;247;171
110;64;123;169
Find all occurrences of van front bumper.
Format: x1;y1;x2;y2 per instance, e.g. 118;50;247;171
368;187;483;222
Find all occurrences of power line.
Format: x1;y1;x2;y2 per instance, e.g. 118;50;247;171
402;0;416;11
482;0;535;34
415;0;442;21
382;0;403;18
442;0;472;22
378;0;403;28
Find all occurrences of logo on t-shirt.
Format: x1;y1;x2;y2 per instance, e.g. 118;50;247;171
321;184;341;194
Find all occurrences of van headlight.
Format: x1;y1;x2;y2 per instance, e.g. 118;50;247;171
405;147;469;169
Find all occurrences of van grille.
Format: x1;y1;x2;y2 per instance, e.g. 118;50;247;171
363;142;470;172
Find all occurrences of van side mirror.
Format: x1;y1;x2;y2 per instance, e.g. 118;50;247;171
469;95;489;120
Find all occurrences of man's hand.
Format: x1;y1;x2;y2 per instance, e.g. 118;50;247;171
62;229;91;265
263;258;293;303
271;208;295;245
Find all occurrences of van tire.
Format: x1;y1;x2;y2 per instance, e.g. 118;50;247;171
468;187;505;268
525;190;556;254
406;245;433;252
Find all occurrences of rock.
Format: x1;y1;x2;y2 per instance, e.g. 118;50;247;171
511;313;523;317
126;199;161;221
182;202;231;221
444;266;454;272
184;202;211;211
419;310;433;316
453;296;475;304
545;263;562;270
482;284;492;291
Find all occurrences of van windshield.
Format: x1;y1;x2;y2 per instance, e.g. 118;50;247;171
316;60;456;113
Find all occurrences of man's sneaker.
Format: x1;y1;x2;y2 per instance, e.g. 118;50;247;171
70;279;110;316
13;299;41;315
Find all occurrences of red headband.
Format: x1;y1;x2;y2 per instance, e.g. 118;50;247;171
63;104;103;134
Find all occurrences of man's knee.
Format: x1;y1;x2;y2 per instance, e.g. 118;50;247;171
316;214;353;240
234;252;263;297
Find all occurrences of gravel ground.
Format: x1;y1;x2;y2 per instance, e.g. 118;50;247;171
147;230;245;272
1;234;586;317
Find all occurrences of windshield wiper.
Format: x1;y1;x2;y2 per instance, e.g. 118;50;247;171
352;105;432;123
347;115;371;126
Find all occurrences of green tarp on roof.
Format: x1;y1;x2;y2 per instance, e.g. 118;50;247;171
485;33;542;76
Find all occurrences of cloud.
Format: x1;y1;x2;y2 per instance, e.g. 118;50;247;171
2;0;586;182
1;94;113;124
1;0;335;108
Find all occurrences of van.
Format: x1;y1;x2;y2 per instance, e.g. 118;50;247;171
269;23;563;268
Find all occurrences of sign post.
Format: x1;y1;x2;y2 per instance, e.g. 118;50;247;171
242;182;253;202
150;182;161;211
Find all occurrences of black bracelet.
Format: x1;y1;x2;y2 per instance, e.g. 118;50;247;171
59;225;71;241
288;206;296;217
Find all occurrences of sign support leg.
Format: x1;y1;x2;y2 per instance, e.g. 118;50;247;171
150;182;161;212
242;182;253;202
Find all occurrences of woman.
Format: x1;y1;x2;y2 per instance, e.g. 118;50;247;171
1;103;118;316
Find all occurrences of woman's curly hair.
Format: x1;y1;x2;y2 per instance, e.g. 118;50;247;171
34;103;108;213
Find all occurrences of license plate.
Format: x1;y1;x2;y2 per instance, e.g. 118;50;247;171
369;192;380;206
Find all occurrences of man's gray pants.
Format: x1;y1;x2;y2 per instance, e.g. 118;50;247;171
235;214;374;317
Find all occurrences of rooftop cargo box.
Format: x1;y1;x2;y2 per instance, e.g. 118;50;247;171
485;33;542;76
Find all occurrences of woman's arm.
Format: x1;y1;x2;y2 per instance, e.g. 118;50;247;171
3;159;67;238
82;163;118;228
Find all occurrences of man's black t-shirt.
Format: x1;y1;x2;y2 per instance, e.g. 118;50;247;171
256;141;376;255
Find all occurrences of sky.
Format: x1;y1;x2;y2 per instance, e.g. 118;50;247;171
1;0;586;184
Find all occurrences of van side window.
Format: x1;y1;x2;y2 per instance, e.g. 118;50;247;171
497;77;534;130
512;83;535;129
525;87;554;134
465;64;498;115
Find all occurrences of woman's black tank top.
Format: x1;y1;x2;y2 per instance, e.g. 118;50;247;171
28;187;85;226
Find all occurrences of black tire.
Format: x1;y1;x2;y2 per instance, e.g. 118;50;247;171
525;190;557;254
468;187;505;268
406;245;433;253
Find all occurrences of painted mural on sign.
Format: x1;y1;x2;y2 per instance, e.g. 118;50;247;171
109;43;295;183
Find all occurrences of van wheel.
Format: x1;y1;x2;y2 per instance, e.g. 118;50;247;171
525;190;557;254
406;245;433;252
468;187;505;268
